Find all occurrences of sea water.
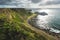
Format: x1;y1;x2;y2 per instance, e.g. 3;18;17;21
32;8;60;33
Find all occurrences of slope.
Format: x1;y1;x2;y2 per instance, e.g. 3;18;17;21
0;8;57;40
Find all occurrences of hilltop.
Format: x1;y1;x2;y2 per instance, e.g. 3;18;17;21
0;8;57;40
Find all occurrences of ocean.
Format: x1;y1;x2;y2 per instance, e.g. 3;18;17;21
31;8;60;33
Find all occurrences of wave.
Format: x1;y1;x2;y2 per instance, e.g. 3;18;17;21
50;28;60;33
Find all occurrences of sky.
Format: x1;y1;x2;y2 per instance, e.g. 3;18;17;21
0;0;60;8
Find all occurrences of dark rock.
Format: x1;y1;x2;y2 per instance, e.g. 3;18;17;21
35;12;48;16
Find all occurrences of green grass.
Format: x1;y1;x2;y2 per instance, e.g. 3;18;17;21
0;8;57;40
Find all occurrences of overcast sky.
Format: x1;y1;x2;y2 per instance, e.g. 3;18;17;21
0;0;60;8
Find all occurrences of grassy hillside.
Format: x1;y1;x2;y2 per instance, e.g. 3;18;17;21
0;8;57;40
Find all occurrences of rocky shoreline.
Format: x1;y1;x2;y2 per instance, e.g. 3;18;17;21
28;15;60;40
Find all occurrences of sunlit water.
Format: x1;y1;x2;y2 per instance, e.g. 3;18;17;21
32;8;60;33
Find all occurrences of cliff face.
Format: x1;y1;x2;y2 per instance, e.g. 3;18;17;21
0;8;56;40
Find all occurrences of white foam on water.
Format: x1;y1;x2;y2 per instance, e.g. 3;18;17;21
36;9;60;33
50;28;60;33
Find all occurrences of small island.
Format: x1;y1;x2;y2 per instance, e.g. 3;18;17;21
35;12;48;16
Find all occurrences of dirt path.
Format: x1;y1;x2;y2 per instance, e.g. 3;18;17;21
23;14;58;40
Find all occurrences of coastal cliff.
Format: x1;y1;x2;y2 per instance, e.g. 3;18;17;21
0;8;57;40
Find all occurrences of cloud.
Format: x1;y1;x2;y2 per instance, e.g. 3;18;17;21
38;4;60;8
0;0;12;5
0;0;25;5
0;0;32;8
40;0;60;5
28;0;60;8
31;0;42;3
0;0;60;8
